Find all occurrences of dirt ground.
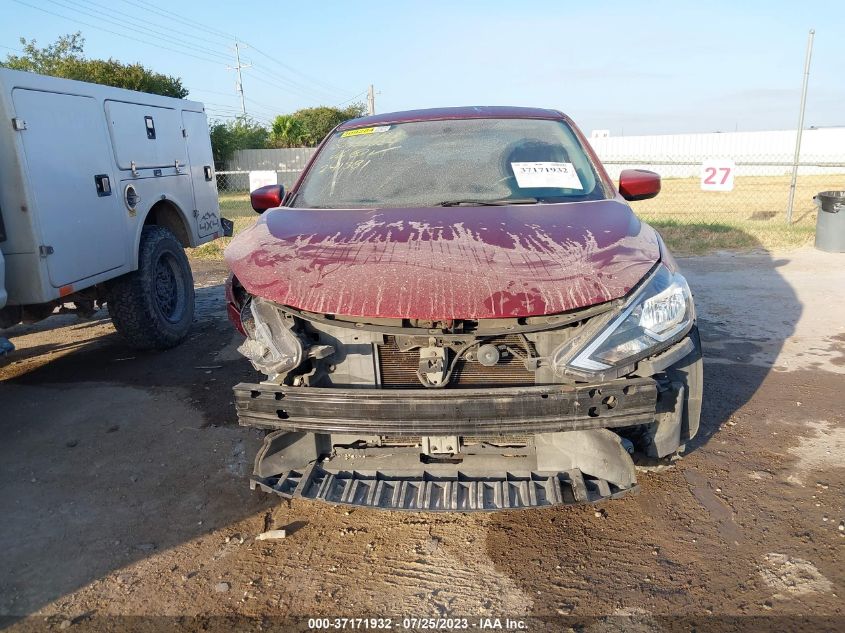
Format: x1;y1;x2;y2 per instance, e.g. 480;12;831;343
1;250;844;632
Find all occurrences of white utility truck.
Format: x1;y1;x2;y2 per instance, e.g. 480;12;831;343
0;68;229;350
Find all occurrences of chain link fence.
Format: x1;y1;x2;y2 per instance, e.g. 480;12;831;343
216;170;302;219
591;129;845;228
216;169;303;193
600;159;844;228
216;164;845;224
214;133;845;252
216;148;318;219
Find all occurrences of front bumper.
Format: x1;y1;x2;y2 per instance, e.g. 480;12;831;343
234;377;658;435
237;329;703;511
250;436;637;511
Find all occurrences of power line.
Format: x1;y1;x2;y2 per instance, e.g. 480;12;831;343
197;93;291;121
202;101;244;110
336;91;367;107
120;0;353;101
207;113;249;121
57;0;333;108
208;109;270;120
73;0;233;57
119;0;234;43
190;87;242;98
43;0;232;63
12;0;226;65
14;0;359;108
205;108;272;123
73;0;345;103
244;97;280;117
246;43;350;97
242;67;338;104
133;82;271;113
245;61;341;101
204;99;276;121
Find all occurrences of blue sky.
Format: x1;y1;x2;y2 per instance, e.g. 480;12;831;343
3;0;843;135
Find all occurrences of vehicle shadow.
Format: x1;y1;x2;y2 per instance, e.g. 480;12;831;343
0;232;804;618
1;284;252;415
481;229;810;617
0;280;276;618
0;316;112;367
611;222;803;459
679;245;800;455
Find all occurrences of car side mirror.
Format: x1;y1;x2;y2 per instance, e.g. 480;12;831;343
618;169;661;201
250;184;284;213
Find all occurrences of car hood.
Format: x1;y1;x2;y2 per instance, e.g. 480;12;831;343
224;200;661;320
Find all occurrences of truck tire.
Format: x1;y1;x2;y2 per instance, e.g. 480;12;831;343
107;225;195;350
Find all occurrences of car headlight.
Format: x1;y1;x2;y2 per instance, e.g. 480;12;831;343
237;298;303;377
554;265;694;373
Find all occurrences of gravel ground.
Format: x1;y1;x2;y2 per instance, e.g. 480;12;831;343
1;250;843;632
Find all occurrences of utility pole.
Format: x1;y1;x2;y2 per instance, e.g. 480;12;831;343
227;41;251;116
367;84;375;116
786;28;815;224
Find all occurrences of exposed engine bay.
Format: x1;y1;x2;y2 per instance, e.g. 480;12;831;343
227;265;703;511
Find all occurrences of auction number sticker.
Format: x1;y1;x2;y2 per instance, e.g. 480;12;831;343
341;125;390;138
700;159;735;192
511;162;582;189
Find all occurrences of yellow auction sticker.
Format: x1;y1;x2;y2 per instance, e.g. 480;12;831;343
340;125;390;138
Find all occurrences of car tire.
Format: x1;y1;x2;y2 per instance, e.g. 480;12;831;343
107;225;195;350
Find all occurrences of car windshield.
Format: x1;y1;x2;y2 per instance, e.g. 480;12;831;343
291;118;608;209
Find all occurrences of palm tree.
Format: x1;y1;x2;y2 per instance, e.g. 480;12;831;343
270;115;305;148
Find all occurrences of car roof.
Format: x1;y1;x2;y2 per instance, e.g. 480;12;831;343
337;106;566;131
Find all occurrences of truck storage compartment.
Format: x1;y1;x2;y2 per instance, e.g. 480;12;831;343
105;100;188;170
13;88;125;287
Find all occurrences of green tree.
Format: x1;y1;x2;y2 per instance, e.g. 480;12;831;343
270;114;306;148
1;32;84;76
2;33;188;98
291;103;367;146
209;117;269;168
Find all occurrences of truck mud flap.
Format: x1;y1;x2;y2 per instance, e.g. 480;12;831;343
251;465;637;511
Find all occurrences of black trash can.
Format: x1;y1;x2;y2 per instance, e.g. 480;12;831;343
814;191;845;253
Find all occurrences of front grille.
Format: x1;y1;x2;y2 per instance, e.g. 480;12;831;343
377;335;536;388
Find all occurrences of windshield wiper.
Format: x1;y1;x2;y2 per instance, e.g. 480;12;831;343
436;197;540;207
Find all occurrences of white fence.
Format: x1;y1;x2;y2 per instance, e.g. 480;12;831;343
217;128;845;224
226;147;316;173
589;127;845;179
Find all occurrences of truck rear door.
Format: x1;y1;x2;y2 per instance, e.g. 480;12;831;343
13;89;125;288
181;110;220;237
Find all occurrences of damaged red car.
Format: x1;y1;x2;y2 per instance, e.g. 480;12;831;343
224;106;703;511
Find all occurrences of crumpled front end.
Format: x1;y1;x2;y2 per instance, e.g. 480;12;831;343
227;260;703;511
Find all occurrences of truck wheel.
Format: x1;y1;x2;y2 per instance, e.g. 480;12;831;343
107;225;195;350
